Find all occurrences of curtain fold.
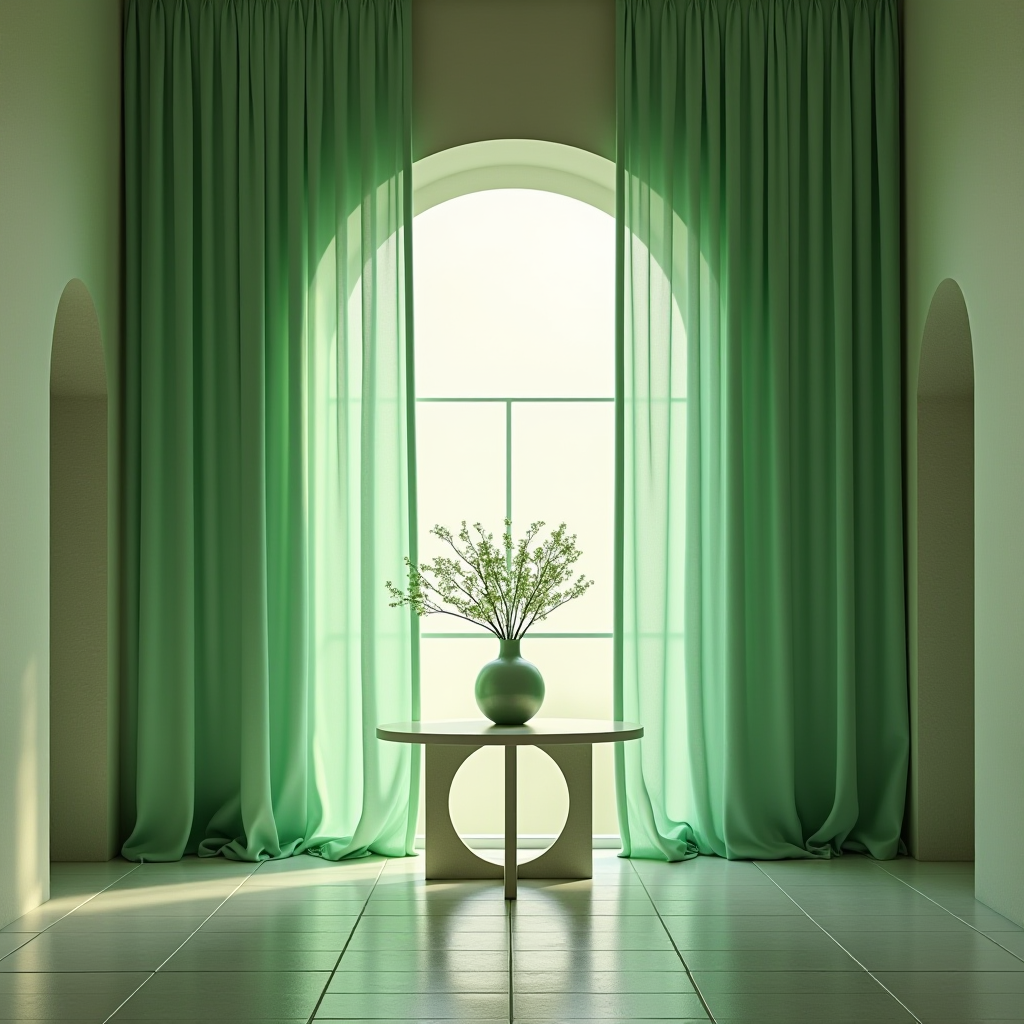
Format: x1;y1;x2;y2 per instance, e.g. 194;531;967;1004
121;0;418;862
615;0;907;860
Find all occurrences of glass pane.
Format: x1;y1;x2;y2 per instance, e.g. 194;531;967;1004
511;401;614;633
414;190;615;398
417;638;616;838
415;402;504;637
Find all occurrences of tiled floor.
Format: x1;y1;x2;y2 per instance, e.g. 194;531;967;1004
1;852;1023;1022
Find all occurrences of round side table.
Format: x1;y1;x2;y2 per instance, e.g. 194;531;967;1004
377;718;643;899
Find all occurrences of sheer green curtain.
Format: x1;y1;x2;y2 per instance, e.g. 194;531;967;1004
121;0;418;862
615;0;907;860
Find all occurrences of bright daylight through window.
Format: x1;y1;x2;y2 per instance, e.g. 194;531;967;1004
413;188;617;846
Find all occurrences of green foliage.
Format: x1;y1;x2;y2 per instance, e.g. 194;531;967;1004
387;520;593;640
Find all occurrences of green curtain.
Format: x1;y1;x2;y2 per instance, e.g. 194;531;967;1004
121;0;419;862
615;0;907;860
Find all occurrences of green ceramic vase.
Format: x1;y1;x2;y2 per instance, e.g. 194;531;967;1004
474;638;545;726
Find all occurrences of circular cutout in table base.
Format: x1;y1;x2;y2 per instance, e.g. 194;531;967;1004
448;745;570;865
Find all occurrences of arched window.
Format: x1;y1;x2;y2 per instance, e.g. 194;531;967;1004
412;143;618;844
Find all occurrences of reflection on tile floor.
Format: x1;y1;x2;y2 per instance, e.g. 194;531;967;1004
0;852;1022;1021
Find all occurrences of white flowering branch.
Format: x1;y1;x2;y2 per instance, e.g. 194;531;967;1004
386;519;593;640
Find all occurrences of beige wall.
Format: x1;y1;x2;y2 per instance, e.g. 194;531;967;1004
904;0;1024;915
412;0;615;162
913;392;974;859
0;0;122;925
50;394;114;861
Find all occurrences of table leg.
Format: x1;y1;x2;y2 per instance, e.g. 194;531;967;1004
425;744;501;881
518;743;593;881
504;744;517;900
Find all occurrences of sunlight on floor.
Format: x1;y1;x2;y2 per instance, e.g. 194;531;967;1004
1;853;1022;1022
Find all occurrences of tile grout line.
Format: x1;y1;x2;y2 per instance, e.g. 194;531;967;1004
752;862;924;1023
0;862;143;963
628;860;717;1023
871;860;1024;964
303;855;390;1024
99;859;264;1024
507;896;514;1023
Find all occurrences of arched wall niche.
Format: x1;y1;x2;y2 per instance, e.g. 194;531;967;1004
49;279;116;861
412;138;615;215
912;278;975;861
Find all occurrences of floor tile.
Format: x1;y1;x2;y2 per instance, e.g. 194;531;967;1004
990;932;1024;957
117;872;250;889
0;973;150;994
514;949;683;972
48;914;210;936
632;859;764;877
334;949;508;972
890;990;1024;1019
766;872;902;888
653;900;805;916
676;947;861;971
701;991;914;1020
812;913;989;932
515;1020;709;1024
46;915;213;937
780;884;913;902
513;991;707;1018
786;893;946;911
658;914;819;933
0;971;146;1020
315;991;508;1018
691;970;884;993
644;884;797;899
161;947;340;972
0;989;143;1020
215;899;365;917
876;971;1024;994
515;895;656;912
354;916;506;934
634;870;774;887
231;884;374;901
347;930;507;951
0;931;192;973
940;905;1024;930
513;971;694;994
710;1020;905;1024
513;930;674;950
510;915;662;934
830;931;1024;972
0;904;80;933
371;880;497;896
254;854;386;876
50;864;134;878
878;860;974;878
74;896;223;918
327;971;509;993
663;929;841;951
200;914;360;933
0;934;32;959
518;879;646;894
113;1020;307;1024
47;880;111;900
362;900;506;917
9;855;1019;1024
512;905;655;921
184;930;352;951
110;971;329;1019
908;1019;1024;1024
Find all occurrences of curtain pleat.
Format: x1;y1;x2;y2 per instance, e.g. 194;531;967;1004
615;0;907;860
121;0;418;862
